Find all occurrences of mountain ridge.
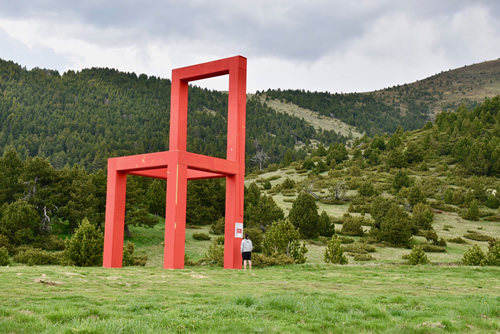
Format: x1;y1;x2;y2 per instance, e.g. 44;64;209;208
263;58;500;136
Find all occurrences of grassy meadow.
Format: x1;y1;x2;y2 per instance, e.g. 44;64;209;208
1;218;500;333
1;263;499;333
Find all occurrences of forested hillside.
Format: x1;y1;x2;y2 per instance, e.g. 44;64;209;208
263;59;500;137
263;90;427;136
0;59;345;171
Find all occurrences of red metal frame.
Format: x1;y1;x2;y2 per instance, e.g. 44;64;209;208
103;56;247;269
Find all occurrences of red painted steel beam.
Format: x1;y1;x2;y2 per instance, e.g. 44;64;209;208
173;56;246;83
177;151;238;175
127;168;226;180
111;150;238;177
110;151;171;172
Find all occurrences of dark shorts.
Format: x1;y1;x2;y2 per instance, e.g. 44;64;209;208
242;252;252;261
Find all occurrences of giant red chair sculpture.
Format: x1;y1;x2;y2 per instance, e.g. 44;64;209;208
103;56;247;269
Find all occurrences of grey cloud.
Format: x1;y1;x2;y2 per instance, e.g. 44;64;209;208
0;29;70;70
7;0;493;62
2;1;499;60
2;0;500;93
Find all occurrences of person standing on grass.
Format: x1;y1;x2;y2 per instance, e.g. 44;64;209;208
241;233;253;270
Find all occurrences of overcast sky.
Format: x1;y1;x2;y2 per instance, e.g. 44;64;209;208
1;0;500;93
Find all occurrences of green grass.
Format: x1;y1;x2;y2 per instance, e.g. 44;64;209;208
1;265;499;333
126;223;214;267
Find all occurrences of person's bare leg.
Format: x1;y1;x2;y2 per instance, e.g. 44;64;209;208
249;260;252;270
243;260;247;270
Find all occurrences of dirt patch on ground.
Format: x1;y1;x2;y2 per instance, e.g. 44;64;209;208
35;279;62;285
420;322;446;329
190;274;208;279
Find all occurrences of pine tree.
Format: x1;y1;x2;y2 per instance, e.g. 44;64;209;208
0;147;24;203
64;218;104;266
324;236;348;264
263;219;307;263
407;245;429;265
0;200;40;245
245;194;284;230
318;210;335;237
463;200;480;221
393;169;412;191
412;203;434;231
288;192;319;238
377;203;412;247
146;179;166;217
462;244;485;266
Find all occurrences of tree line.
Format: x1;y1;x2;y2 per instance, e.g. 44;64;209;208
263;89;429;136
0;59;346;172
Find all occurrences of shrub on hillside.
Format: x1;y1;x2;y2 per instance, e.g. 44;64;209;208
483;239;500;266
485;195;499;209
461;200;480;221
420;244;446;252
340;214;365;237
342;243;376;254
416;162;429;171
280;178;296;191
204;238;224;266
265;164;280;173
392;169;412;192
324;236;348;264
339;236;355;244
0;234;13;254
370;196;393;229
302;159;315;170
281;189;296;197
407;245;430;265
318;210;336;237
32;235;66;251
463;232;495;243
184;255;203;266
430;200;458;213
358;181;377;197
353;254;374;261
412;203;434;231
122;242;147;266
64;218;104;267
252;253;294;268
418;229;446;246
483;215;500;222
13;247;63;265
462;245;486;266
408;185;426;206
263;219;307;264
0;247;10;266
210;217;225;235
443;188;454;204
452;190;465;206
193;232;211;241
447;237;468;244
